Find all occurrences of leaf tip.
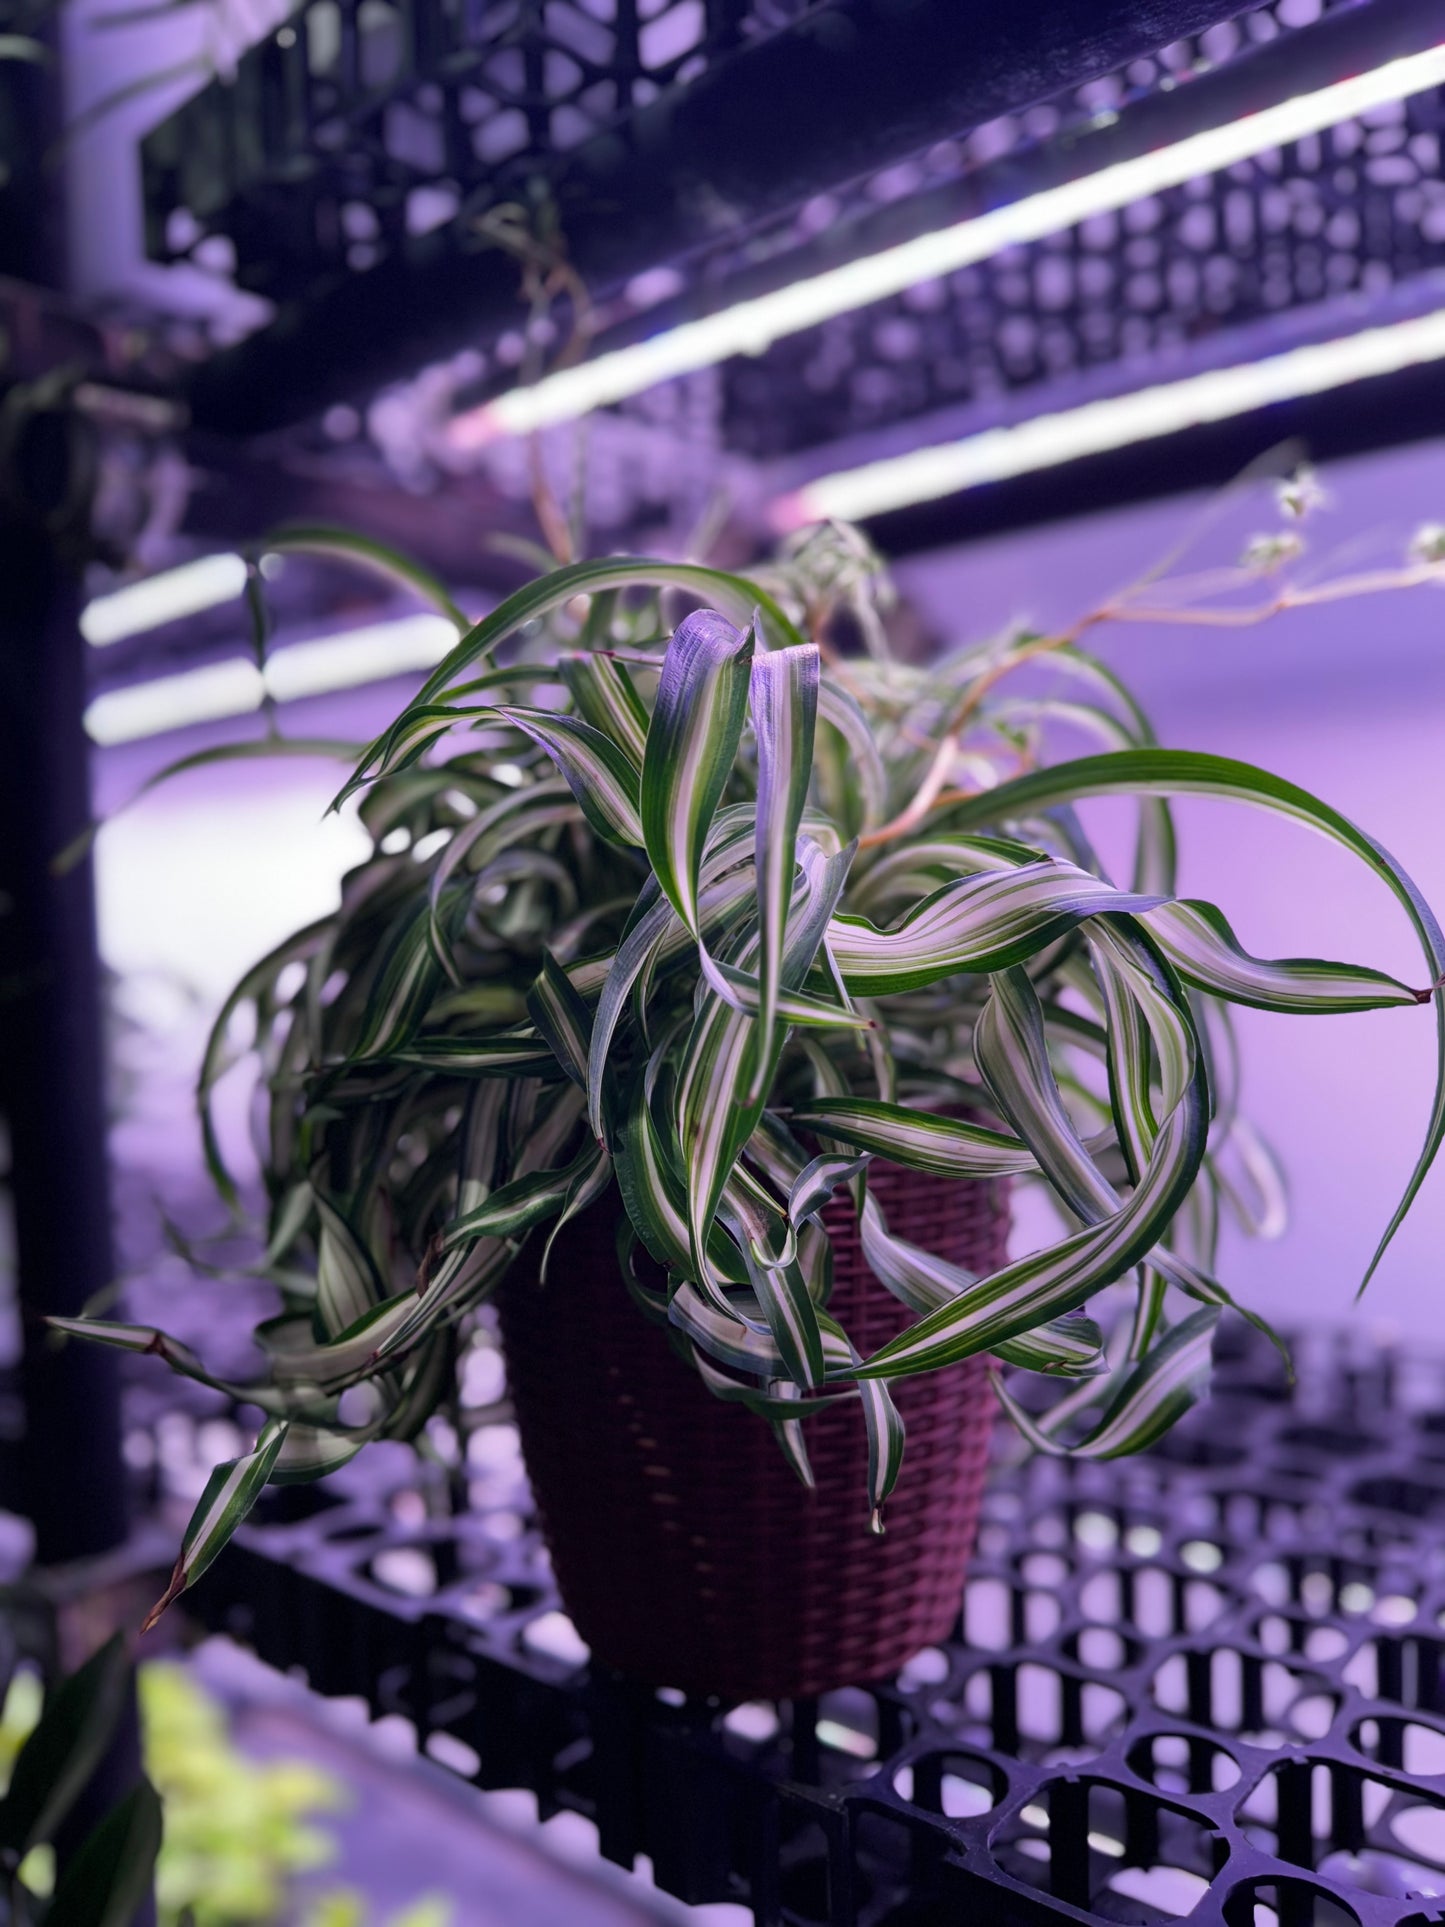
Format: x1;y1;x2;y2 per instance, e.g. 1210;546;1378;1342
869;1506;886;1537
140;1564;184;1636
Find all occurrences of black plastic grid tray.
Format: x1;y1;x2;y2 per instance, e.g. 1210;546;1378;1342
154;1320;1445;1926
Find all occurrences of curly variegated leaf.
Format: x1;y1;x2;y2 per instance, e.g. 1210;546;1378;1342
748;643;820;1088
142;1417;290;1630
993;1307;1220;1459
641;609;756;940
828;860;1166;996
493;707;644;847
939;748;1444;1288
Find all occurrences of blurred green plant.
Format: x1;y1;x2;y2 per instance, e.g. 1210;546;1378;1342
0;1633;161;1925
3;1657;450;1927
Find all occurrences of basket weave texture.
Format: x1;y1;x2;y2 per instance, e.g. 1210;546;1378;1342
497;1158;1009;1701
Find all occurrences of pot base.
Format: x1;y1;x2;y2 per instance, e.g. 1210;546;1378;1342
498;1163;1008;1702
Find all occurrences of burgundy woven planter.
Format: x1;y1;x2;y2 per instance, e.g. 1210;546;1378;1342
497;1160;1009;1702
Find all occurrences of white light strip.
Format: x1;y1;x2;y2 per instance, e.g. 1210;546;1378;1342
774;307;1445;526
84;658;265;746
451;39;1445;445
84;613;460;746
262;614;457;702
80;553;249;647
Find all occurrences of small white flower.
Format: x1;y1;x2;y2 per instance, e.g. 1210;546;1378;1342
1240;531;1305;574
1275;466;1326;520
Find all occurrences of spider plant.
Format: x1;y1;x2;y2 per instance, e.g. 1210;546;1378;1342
56;522;1445;1627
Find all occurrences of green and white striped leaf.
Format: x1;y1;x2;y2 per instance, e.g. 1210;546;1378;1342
667;1279;786;1375
788;1099;1039;1178
539;1142;615;1281
816;1310;905;1531
559;649;650;764
1146;897;1420;1012
492;707;644;847
527;949;593;1088
828;861;1165;996
335;557;803;808
702;957;874;1030
994;1307;1219;1458
260;523;470;632
858;1373;905;1532
314;1192;387;1338
976;967;1125;1227
142;1417;290;1630
851;1191;1105;1377
353;901;447;1061
676;841;853;1309
766;1380;817;1490
270;1422;369;1483
788;1152;872;1227
426;777;577;975
939;748;1445;1287
437;1146;599;1253
387;1033;562;1078
817;680;887;831
848;1079;1206;1380
748;643;820;1088
641;609;756;941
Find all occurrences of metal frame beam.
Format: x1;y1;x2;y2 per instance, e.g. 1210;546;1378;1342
179;0;1260;437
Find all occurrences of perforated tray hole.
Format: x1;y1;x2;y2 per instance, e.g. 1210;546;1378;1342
1353;1714;1445;1775
1350;1474;1445;1520
1340;1632;1445;1712
979;1660;1128;1756
895;1645;950;1692
1279;1425;1380;1460
1063;1623;1143;1672
1148;1428;1249;1469
1081;1564;1228;1639
1317;1843;1445;1900
721;1700;781;1747
1386;1797;1445;1868
1255;1613;1349;1664
1221;1878;1361;1927
892;1751;1001;1819
1128;1732;1241;1797
1238;1760;1445;1890
965;1573;1060;1650
1151;1650;1336;1747
368;1546;438;1597
993;1777;1223;1917
1250;1558;1383;1619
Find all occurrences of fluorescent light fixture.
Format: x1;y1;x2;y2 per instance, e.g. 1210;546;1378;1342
80;553;248;647
85;612;461;745
263;614;456;702
775;307;1445;525
85;658;265;746
452;39;1445;444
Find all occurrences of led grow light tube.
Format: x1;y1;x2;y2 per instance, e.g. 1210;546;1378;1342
772;307;1445;525
84;613;459;746
451;38;1445;446
80;552;249;646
